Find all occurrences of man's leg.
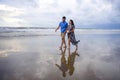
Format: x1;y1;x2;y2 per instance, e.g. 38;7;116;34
60;38;63;48
63;33;67;48
59;33;64;49
63;38;67;48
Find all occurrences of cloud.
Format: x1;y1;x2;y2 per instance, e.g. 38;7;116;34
0;0;120;27
0;0;38;8
74;0;120;25
0;4;28;27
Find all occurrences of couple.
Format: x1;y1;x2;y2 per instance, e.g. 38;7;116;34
55;16;80;50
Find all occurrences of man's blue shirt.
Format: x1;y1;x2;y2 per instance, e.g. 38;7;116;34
59;21;68;33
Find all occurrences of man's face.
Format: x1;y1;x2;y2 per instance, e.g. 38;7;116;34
62;18;66;22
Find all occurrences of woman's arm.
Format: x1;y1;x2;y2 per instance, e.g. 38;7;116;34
69;25;75;33
70;28;75;33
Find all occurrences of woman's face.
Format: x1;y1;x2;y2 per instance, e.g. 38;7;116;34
69;21;72;25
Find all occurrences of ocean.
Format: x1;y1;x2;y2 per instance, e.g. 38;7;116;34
0;27;120;80
0;27;120;37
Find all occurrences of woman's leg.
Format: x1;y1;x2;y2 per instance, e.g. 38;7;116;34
68;37;70;48
67;33;70;49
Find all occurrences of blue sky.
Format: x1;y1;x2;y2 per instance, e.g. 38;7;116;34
0;0;120;28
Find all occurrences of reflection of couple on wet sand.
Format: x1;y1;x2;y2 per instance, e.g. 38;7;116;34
55;47;79;77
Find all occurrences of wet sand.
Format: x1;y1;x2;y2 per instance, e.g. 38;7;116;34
0;33;120;80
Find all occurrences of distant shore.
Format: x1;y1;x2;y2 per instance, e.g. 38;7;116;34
0;26;120;30
0;28;120;37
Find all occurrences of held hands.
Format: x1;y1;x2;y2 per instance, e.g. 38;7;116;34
67;30;70;33
67;30;71;33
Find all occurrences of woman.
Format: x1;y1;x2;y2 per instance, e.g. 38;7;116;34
67;19;80;49
68;47;79;76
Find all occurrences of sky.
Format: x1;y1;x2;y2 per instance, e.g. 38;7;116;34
0;0;120;28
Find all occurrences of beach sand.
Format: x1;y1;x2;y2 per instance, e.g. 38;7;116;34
0;30;120;80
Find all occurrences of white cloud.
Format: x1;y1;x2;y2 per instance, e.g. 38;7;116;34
0;4;28;27
0;0;120;27
72;0;114;24
0;4;25;16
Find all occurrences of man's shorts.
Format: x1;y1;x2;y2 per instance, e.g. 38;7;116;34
61;33;66;39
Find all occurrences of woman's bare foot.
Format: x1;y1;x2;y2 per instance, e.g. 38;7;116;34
67;47;70;49
76;45;78;50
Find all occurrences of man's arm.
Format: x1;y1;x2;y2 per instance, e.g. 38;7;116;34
64;24;68;33
64;29;68;34
55;26;60;32
55;64;61;69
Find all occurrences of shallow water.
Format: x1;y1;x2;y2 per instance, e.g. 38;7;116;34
0;30;120;80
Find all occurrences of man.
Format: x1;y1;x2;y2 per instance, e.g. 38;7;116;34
55;48;68;77
55;16;68;49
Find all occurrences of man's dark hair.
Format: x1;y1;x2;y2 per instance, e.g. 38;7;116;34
62;16;66;19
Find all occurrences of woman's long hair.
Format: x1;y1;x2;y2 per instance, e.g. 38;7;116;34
70;19;74;26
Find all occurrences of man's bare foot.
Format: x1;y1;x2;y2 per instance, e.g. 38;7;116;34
63;46;67;48
59;46;62;50
76;53;80;56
